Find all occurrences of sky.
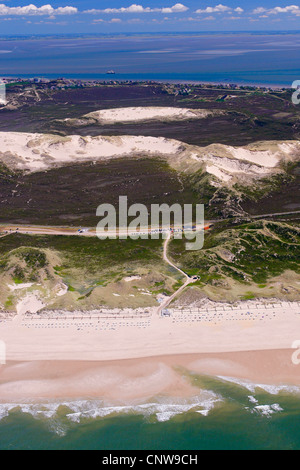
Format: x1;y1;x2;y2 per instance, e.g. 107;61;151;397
0;1;299;34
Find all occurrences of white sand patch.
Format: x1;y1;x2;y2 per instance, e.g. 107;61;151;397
124;276;142;283
206;165;232;182
8;283;34;291
16;294;45;316
278;142;299;155
56;284;68;297
227;146;280;168
205;155;271;176
82;107;221;124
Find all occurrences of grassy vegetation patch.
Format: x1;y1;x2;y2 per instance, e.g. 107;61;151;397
0;233;164;287
169;220;300;286
0;245;50;284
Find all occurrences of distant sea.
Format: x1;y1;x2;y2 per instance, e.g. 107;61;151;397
1;375;300;450
0;32;300;87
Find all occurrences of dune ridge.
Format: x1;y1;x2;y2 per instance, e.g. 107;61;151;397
0;131;299;186
64;106;225;125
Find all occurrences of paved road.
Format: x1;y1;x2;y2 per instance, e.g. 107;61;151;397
1;207;298;239
0;223;209;238
0;225;95;237
251;210;300;219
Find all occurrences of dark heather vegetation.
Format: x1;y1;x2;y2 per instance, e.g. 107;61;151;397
0;158;202;225
0;83;299;225
0;83;299;146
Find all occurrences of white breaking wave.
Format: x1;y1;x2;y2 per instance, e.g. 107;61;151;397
0;375;296;435
252;404;284;418
218;375;300;395
0;392;221;431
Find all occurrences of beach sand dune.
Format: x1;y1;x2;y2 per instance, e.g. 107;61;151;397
0;133;181;172
80;107;224;125
0;131;299;186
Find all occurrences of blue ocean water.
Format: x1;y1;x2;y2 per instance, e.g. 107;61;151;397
0;32;300;86
1;375;300;450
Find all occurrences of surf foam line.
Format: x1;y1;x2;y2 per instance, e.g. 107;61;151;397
218;375;300;395
0;393;221;428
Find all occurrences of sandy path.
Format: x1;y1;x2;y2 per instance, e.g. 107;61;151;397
157;233;197;316
251;211;300;219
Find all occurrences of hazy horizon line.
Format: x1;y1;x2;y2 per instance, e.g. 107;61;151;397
1;30;300;39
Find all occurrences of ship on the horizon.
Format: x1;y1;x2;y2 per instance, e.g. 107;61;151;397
106;70;116;75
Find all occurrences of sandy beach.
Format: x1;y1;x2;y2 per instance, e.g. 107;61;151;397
0;299;300;402
1;299;300;361
0;349;300;404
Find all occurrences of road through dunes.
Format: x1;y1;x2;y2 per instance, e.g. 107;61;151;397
0;223;211;238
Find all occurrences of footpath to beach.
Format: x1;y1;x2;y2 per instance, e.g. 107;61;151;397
157;232;198;316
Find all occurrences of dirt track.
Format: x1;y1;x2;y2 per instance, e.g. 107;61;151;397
157;233;198;316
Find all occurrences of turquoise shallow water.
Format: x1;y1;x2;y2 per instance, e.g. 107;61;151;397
1;375;300;450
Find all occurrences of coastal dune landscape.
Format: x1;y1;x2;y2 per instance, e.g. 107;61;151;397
0;26;300;449
0;104;300;395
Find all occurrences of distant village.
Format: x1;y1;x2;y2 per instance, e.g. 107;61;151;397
0;76;288;96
